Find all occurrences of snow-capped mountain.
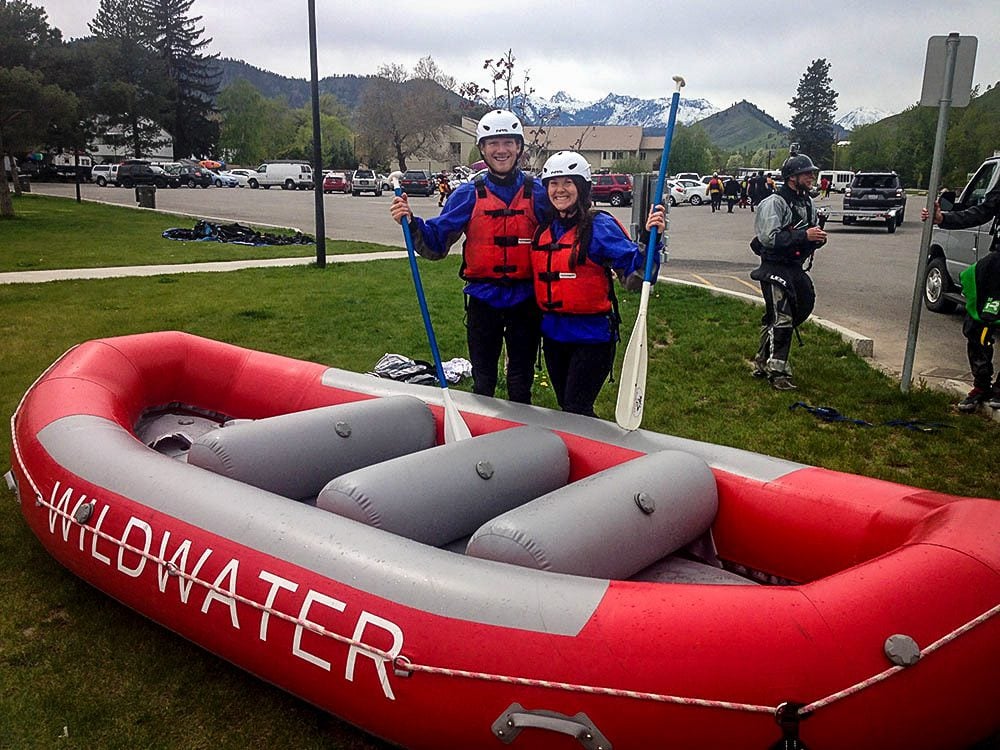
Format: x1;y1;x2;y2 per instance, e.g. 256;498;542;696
835;107;891;132
506;91;721;127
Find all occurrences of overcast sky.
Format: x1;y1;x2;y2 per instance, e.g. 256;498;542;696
37;0;1000;125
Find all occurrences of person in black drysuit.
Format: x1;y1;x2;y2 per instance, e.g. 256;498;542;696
923;183;1000;412
723;175;741;213
750;154;828;390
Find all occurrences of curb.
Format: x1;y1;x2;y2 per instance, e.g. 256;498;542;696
661;276;875;358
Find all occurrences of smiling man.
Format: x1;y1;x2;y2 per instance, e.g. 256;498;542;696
390;110;549;403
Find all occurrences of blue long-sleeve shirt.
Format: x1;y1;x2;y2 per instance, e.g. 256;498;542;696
408;171;550;308
540;212;659;344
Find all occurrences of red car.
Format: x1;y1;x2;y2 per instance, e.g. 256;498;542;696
323;171;351;194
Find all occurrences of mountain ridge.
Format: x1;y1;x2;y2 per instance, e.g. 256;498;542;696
212;58;892;147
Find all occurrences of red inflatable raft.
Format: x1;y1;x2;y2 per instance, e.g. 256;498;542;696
8;332;999;749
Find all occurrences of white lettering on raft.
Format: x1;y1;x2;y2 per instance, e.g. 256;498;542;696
45;480;405;700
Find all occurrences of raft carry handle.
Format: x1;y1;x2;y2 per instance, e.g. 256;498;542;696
492;703;612;749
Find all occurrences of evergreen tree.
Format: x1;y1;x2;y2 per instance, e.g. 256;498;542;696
88;0;170;157
788;59;838;168
140;0;220;159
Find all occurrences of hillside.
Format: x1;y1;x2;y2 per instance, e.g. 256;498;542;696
697;100;788;152
212;58;468;113
211;59;902;156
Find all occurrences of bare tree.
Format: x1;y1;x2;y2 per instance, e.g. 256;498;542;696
459;49;562;171
356;64;452;172
412;55;455;92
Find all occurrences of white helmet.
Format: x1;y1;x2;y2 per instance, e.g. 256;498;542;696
476;110;524;143
540;151;592;183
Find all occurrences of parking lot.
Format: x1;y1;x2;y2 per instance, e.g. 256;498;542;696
26;181;974;392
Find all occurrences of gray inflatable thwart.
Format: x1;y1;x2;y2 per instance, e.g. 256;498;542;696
188;396;436;501
467;450;719;579
317;426;571;547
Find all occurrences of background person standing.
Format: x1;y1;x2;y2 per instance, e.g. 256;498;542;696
922;184;1000;412
750;154;828;390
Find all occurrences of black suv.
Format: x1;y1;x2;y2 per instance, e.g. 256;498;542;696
843;172;906;227
400;170;433;197
115;163;181;189
167;164;214;188
591;173;633;206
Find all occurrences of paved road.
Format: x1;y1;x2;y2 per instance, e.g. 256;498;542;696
24;182;973;391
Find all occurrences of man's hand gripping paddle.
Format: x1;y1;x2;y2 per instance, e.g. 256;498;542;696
393;178;472;442
615;75;685;431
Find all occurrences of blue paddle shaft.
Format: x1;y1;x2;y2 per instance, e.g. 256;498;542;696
644;88;683;282
396;186;450;390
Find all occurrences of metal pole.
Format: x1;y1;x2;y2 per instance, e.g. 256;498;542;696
900;33;961;393
307;0;326;268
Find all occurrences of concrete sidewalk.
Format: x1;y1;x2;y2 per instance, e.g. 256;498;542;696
0;251;407;284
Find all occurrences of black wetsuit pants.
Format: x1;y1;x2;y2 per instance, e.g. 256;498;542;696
963;315;997;390
466;295;540;403
542;337;616;417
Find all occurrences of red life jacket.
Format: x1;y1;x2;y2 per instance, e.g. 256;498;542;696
461;176;537;282
532;217;621;315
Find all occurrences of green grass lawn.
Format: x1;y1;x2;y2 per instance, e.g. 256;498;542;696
0;194;395;272
1;199;998;749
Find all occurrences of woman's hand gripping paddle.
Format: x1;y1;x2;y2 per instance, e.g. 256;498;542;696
615;75;685;431
393;179;472;443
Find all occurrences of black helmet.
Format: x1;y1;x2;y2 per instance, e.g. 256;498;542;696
781;154;818;180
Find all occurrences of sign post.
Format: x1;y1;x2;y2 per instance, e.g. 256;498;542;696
900;33;977;393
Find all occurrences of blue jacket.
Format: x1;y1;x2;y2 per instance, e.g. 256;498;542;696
408;171;550;308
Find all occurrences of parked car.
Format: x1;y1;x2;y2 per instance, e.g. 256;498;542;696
166;164;214;188
673;172;701;182
842;171;906;226
115;162;181;189
663;180;689;207
211;171;241;188
399;169;434;197
90;163;118;187
323;171;352;194
675;178;708;205
249;161;314;190
924;155;999;313
223;168;256;187
591;173;633;206
351;168;382;196
379;173;393;191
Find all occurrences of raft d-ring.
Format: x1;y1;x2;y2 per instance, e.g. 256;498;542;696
491;703;612;749
771;701;809;750
392;655;413;678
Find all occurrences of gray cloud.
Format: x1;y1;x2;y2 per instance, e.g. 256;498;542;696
41;0;1000;123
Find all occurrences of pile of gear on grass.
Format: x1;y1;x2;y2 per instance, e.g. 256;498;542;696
368;353;471;387
162;220;314;246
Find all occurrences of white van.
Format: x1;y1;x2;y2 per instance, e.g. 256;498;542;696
818;170;853;193
249;161;314;190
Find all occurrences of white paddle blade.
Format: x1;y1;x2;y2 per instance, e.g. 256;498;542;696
615;307;649;431
442;387;472;443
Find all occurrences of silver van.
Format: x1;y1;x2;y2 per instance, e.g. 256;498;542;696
924;154;1000;313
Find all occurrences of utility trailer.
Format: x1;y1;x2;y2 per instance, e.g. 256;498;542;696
816;205;903;233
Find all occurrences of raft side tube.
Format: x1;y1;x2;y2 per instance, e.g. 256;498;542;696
187;396;436;501
467;450;719;579
317;426;571;547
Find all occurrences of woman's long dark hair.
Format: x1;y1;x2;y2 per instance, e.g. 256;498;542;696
539;175;594;268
